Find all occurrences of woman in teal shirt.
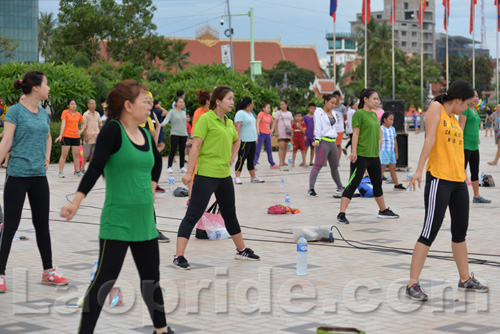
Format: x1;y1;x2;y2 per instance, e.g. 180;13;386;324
459;89;490;203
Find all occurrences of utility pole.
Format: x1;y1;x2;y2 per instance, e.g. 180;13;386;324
226;0;235;72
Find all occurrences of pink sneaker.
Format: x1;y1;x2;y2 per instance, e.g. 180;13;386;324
0;276;6;293
41;269;69;285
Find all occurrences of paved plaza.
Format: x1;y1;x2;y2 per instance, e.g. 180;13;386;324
1;130;499;334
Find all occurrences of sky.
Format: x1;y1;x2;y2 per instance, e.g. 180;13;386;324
39;0;500;59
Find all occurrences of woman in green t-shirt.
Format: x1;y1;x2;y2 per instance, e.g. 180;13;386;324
172;86;261;270
337;88;399;224
459;89;490;203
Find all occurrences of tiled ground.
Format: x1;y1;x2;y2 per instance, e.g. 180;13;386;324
1;130;499;334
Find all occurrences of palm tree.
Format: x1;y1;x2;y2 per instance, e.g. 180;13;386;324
167;40;192;72
38;12;57;62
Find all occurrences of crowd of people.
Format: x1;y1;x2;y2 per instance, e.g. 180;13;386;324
0;70;493;332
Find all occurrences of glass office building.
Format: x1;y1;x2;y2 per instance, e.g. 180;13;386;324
0;0;38;64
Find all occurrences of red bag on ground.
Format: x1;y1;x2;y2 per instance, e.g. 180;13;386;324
267;205;300;214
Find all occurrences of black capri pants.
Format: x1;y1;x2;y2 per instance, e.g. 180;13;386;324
235;141;256;173
417;172;469;246
464;149;480;182
168;135;187;169
342;156;383;200
177;175;241;239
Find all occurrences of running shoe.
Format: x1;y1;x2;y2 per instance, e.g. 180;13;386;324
235;177;242;184
378;208;399;219
308;189;318;197
394;184;406;191
270;164;280;169
337;187;345;193
172;255;191;270
58;172;65;178
406;282;428;301
157;231;170;243
472;196;491;204
180;167;187;173
250;177;265;183
458;273;489;292
235;248;260;261
41;269;69;285
0;276;6;293
167;167;173;173
153;327;175;334
155;185;166;193
336;212;349;224
74;171;83;177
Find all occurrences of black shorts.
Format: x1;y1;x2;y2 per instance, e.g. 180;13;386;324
62;137;80;146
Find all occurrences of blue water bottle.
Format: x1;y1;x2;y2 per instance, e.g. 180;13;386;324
288;155;293;171
280;177;285;188
406;170;413;192
168;174;175;197
296;235;307;275
285;193;291;207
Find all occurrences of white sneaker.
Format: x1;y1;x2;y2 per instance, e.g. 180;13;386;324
180;167;187;172
167;167;173;173
58;172;65;178
235;177;242;184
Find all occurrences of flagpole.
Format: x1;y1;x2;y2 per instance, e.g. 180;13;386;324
472;1;476;89
497;1;499;103
392;0;395;100
364;0;367;88
420;0;424;132
446;1;449;89
333;20;337;89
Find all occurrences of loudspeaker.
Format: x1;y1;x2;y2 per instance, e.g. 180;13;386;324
396;133;408;167
382;100;406;133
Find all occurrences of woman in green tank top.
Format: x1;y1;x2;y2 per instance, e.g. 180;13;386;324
61;80;173;334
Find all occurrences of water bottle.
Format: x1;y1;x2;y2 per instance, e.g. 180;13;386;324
288;155;293;171
168;174;175;197
285;193;291;207
287;142;292;152
90;261;98;283
480;172;485;186
280;177;285;188
296;235;308;275
207;228;230;240
406;170;413;192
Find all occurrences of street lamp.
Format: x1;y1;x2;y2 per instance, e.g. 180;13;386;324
221;6;262;81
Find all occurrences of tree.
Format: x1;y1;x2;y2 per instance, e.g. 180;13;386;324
255;60;316;89
0;34;19;62
167;40;192;72
38;12;57;62
445;54;492;95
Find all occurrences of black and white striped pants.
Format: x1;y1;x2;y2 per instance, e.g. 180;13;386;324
417;172;469;246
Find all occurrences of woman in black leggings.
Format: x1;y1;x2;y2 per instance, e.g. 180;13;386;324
61;81;173;334
0;71;69;293
337;88;399;224
173;86;260;270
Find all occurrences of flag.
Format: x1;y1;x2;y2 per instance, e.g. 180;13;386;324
418;0;427;28
496;0;500;32
470;0;477;34
362;0;371;24
389;0;396;24
330;0;337;22
443;0;450;31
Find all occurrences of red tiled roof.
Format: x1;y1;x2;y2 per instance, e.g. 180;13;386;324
282;46;324;78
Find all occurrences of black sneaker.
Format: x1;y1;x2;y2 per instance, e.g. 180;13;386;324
406;282;428;301
153;326;175;334
458;273;489;292
382;175;387;181
157;231;170;243
308;189;318;197
155;185;166;193
336;212;349;224
235;248;260;261
394;184;406;191
172;255;191;270
378;208;399;219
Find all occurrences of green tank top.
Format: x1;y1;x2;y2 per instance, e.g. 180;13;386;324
99;120;158;242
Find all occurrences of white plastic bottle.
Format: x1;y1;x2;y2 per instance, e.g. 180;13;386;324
285;193;291;207
207;228;230;240
480;172;485;186
296;235;308;275
280;177;285;188
90;261;98;283
288;155;293;171
168;174;175;197
406;170;413;192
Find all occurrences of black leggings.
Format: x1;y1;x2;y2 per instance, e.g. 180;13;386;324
235;141;256;172
418;172;469;246
168;135;187;168
79;238;166;333
0;175;52;275
464;149;480;181
178;175;241;239
342;156;383;200
345;133;353;149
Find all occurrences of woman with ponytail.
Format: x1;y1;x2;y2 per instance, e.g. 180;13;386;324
337;88;399;224
405;80;488;301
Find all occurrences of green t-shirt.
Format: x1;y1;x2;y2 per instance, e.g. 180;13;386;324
194;110;239;178
352;108;380;158
4;103;50;177
462;106;480;151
